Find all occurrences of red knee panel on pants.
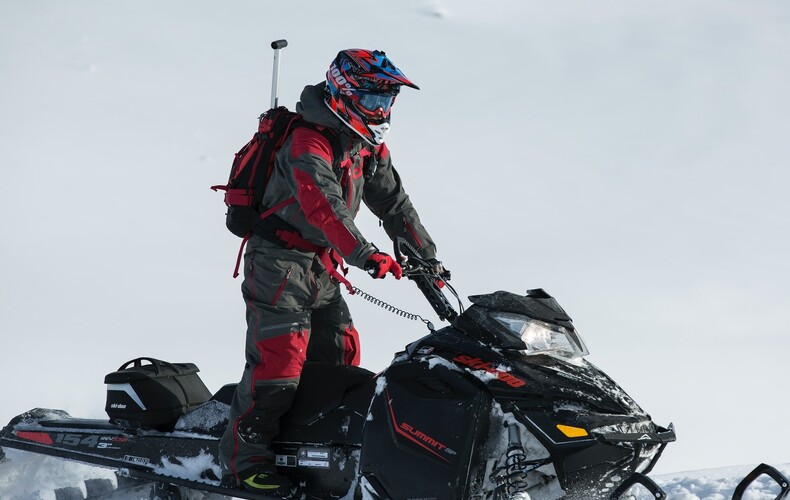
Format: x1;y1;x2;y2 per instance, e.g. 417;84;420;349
343;325;361;367
253;330;309;381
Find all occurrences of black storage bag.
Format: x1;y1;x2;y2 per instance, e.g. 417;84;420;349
104;357;212;429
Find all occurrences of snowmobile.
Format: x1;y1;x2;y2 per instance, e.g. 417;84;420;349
0;239;785;500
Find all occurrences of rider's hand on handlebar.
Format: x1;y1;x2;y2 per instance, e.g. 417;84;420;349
427;259;451;280
365;252;403;280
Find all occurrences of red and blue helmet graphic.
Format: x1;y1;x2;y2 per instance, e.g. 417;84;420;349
325;49;419;145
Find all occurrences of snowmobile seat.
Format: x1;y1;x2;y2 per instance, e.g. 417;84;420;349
210;362;375;426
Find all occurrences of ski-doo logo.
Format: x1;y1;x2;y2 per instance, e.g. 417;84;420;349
453;355;527;388
399;423;447;452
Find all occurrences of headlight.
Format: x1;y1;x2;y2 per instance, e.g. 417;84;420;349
490;312;590;358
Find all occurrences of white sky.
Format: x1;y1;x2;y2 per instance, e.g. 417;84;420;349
1;0;788;476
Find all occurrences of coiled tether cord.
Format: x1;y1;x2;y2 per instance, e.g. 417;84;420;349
352;285;436;331
351;270;463;332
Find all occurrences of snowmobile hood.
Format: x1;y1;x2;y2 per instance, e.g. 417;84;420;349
407;327;648;417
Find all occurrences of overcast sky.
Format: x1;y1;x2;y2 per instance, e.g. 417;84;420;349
1;0;788;475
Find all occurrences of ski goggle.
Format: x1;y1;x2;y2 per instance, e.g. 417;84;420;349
355;92;396;113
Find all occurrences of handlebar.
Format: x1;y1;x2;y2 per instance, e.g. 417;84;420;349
393;238;459;322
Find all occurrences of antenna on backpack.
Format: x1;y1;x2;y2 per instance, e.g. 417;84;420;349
270;40;288;108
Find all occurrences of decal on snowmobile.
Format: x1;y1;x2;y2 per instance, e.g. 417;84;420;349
123;455;151;465
385;388;452;463
14;431;53;445
298;447;331;468
399;423;448;452
106;383;147;410
452;354;527;388
519;413;596;446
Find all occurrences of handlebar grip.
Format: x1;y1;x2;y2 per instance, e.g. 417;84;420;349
271;40;288;50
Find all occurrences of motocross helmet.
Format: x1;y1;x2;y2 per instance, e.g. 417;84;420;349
325;49;419;145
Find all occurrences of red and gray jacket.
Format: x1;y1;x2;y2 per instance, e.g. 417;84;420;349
259;82;437;269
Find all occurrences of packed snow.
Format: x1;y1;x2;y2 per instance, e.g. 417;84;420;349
1;0;788;497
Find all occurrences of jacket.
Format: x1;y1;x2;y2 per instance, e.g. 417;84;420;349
259;82;437;269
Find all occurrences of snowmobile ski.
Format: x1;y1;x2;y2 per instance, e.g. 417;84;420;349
609;472;666;499
732;463;790;500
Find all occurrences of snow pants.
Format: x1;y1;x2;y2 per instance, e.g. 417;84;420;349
218;236;360;479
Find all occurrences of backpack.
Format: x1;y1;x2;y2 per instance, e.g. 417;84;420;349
211;106;341;239
211;106;343;277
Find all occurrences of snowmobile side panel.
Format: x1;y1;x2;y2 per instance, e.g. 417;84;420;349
360;360;490;500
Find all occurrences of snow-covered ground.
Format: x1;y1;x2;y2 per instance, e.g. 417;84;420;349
1;447;788;499
1;0;788;490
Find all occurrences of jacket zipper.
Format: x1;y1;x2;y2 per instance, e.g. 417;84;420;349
271;268;292;305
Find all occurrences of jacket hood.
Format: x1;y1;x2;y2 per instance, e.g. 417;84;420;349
296;82;345;131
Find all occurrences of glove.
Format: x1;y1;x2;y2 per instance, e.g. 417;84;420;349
427;259;451;280
364;252;403;280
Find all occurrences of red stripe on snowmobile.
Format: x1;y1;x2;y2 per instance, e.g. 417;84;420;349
290;127;334;164
385;389;449;463
14;431;53;445
292;168;359;256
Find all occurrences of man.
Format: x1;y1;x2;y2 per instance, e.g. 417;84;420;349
219;49;446;496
